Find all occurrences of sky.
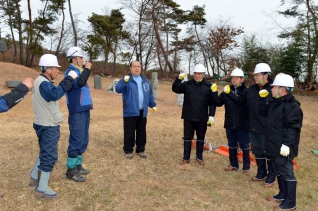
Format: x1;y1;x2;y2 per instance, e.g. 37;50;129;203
67;0;295;44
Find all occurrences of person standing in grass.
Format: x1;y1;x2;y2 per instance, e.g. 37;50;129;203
259;73;302;211
64;47;93;182
115;60;157;160
172;64;217;166
211;68;250;173
224;63;276;187
0;40;34;198
0;79;33;198
30;54;76;199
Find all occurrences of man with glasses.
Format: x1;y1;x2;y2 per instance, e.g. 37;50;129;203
224;63;276;187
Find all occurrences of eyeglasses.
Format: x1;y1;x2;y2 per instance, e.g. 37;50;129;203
253;73;263;77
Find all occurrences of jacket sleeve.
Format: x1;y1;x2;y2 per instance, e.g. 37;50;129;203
211;91;224;107
76;68;91;87
115;78;127;93
172;77;185;94
283;103;303;146
1;82;29;111
59;76;74;92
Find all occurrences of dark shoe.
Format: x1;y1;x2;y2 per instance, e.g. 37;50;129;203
273;205;296;210
66;168;86;182
196;158;204;166
180;160;190;165
265;182;275;188
29;177;37;187
137;152;147;158
77;164;90;175
125;153;133;159
224;165;238;171
252;176;266;182
266;196;284;203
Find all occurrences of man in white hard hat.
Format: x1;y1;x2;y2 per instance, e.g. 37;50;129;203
64;47;93;182
29;54;77;199
224;63;276;187
259;73;302;210
172;64;217;166
115;60;157;159
0;41;34;198
212;68;250;173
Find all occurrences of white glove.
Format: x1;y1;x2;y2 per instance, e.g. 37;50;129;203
152;107;157;112
223;85;230;94
124;75;130;82
179;73;186;80
207;116;215;127
211;83;217;92
280;144;290;157
68;70;77;79
259;89;269;98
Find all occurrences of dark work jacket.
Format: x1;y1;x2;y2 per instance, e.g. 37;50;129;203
260;93;303;158
172;77;216;122
227;80;273;133
212;83;248;129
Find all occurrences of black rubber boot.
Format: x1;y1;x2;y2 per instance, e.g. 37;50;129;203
196;140;204;161
182;140;192;161
254;158;267;180
265;158;276;184
66;168;86;182
273;176;286;200
242;149;250;171
229;147;239;169
277;180;297;210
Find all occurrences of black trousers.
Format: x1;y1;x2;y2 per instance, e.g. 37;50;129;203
123;110;147;154
183;119;207;140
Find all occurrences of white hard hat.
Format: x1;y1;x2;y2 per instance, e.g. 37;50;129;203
254;63;271;74
193;64;206;73
38;54;60;67
271;73;294;88
66;46;84;57
231;68;244;77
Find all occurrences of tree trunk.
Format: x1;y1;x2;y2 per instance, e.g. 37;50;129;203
55;5;65;55
68;0;77;46
15;0;24;65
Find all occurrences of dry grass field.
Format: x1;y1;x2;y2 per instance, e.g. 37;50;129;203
0;62;318;211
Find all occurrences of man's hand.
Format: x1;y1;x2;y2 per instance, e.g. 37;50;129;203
152;107;157;112
22;78;34;90
259;89;269;98
211;83;217;92
224;85;230;94
207;116;215;127
179;73;186;80
124;75;130;82
280;144;290;157
68;70;78;79
84;61;92;69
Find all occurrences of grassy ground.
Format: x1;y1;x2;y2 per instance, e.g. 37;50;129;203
0;66;318;210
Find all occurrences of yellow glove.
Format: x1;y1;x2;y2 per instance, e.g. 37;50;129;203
224;85;230;94
179;73;186;80
124;75;130;82
152;107;157;112
211;83;217;92
259;89;269;98
207;116;215;127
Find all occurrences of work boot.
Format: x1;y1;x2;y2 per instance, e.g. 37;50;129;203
137;152;148;158
242;149;250;172
77;164;90;175
266;176;286;203
29;157;40;187
196;140;205;161
66;168;86;182
182;140;192;161
252;157;267;181
180;160;190;165
265;158;276;187
228;147;239;170
34;170;58;199
275;180;297;210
